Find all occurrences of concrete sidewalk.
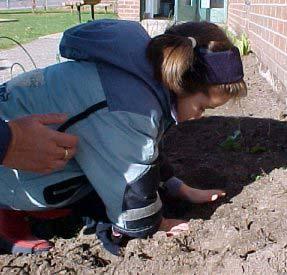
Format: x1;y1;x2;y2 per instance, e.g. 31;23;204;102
0;33;63;81
0;20;170;82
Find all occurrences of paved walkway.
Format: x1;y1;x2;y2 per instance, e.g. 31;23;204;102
141;19;172;37
0;19;18;22
0;19;170;81
0;33;63;81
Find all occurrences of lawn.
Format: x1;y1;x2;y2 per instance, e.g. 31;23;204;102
0;9;117;49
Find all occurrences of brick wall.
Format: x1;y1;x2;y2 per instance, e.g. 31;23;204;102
117;0;140;20
100;0;117;6
228;0;287;89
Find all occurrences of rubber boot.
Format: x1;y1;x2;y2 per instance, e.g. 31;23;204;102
0;209;54;254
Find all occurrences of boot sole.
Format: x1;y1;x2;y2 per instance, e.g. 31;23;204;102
0;236;53;254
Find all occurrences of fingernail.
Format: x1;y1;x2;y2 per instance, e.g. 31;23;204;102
211;194;218;201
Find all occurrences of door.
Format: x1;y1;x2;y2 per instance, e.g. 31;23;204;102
175;0;227;23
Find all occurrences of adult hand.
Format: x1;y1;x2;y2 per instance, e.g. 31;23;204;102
3;114;78;173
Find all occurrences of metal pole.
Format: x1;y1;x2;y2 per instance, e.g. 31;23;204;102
6;0;10;9
91;4;95;20
174;0;178;22
76;3;82;23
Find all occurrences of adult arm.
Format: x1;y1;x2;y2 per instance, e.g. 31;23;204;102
0;119;12;164
2;114;78;173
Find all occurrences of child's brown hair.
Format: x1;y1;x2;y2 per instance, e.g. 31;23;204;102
146;21;247;98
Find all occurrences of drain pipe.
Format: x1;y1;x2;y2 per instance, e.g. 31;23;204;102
174;0;178;23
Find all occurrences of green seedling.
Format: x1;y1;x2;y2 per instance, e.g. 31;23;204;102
220;130;242;151
236;33;251;56
255;175;261;181
250;174;261;181
225;30;251;56
250;144;268;154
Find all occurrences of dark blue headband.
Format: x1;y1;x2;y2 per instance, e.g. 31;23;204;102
191;46;244;84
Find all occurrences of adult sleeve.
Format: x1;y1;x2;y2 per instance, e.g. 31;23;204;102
0;119;11;164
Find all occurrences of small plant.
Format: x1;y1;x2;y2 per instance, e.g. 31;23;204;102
240;33;251;56
220;130;242;151
225;29;251;56
250;174;262;181
250;144;268;154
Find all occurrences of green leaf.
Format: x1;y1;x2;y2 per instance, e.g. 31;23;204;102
250;145;267;154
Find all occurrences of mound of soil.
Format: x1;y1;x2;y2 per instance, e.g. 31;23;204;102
0;54;286;274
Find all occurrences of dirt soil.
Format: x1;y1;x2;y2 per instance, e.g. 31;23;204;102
0;54;286;274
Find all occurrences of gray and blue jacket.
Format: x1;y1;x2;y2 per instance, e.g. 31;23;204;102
0;19;179;237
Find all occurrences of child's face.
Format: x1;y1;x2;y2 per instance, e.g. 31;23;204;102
176;87;231;122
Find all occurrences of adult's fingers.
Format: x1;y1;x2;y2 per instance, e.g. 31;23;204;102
42;160;67;174
54;146;77;160
53;131;79;148
36;113;68;125
3;115;77;173
65;147;77;159
34;113;79;148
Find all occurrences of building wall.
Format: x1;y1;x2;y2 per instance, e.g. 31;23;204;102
117;0;140;20
228;0;287;88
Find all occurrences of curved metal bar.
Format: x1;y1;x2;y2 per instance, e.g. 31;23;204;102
0;36;37;69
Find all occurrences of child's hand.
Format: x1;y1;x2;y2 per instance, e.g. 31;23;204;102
159;218;189;237
175;182;226;203
163;178;226;204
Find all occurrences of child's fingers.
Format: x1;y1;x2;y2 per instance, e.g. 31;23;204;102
166;222;189;237
211;191;226;202
171;223;189;231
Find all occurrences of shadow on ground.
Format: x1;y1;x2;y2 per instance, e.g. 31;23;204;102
162;116;287;220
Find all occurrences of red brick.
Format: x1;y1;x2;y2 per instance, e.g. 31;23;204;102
284;22;287;35
279;37;285;50
228;1;287;87
277;67;285;84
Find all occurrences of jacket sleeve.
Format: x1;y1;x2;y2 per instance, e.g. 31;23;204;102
0;119;11;164
158;152;174;182
72;109;163;238
158;152;183;197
